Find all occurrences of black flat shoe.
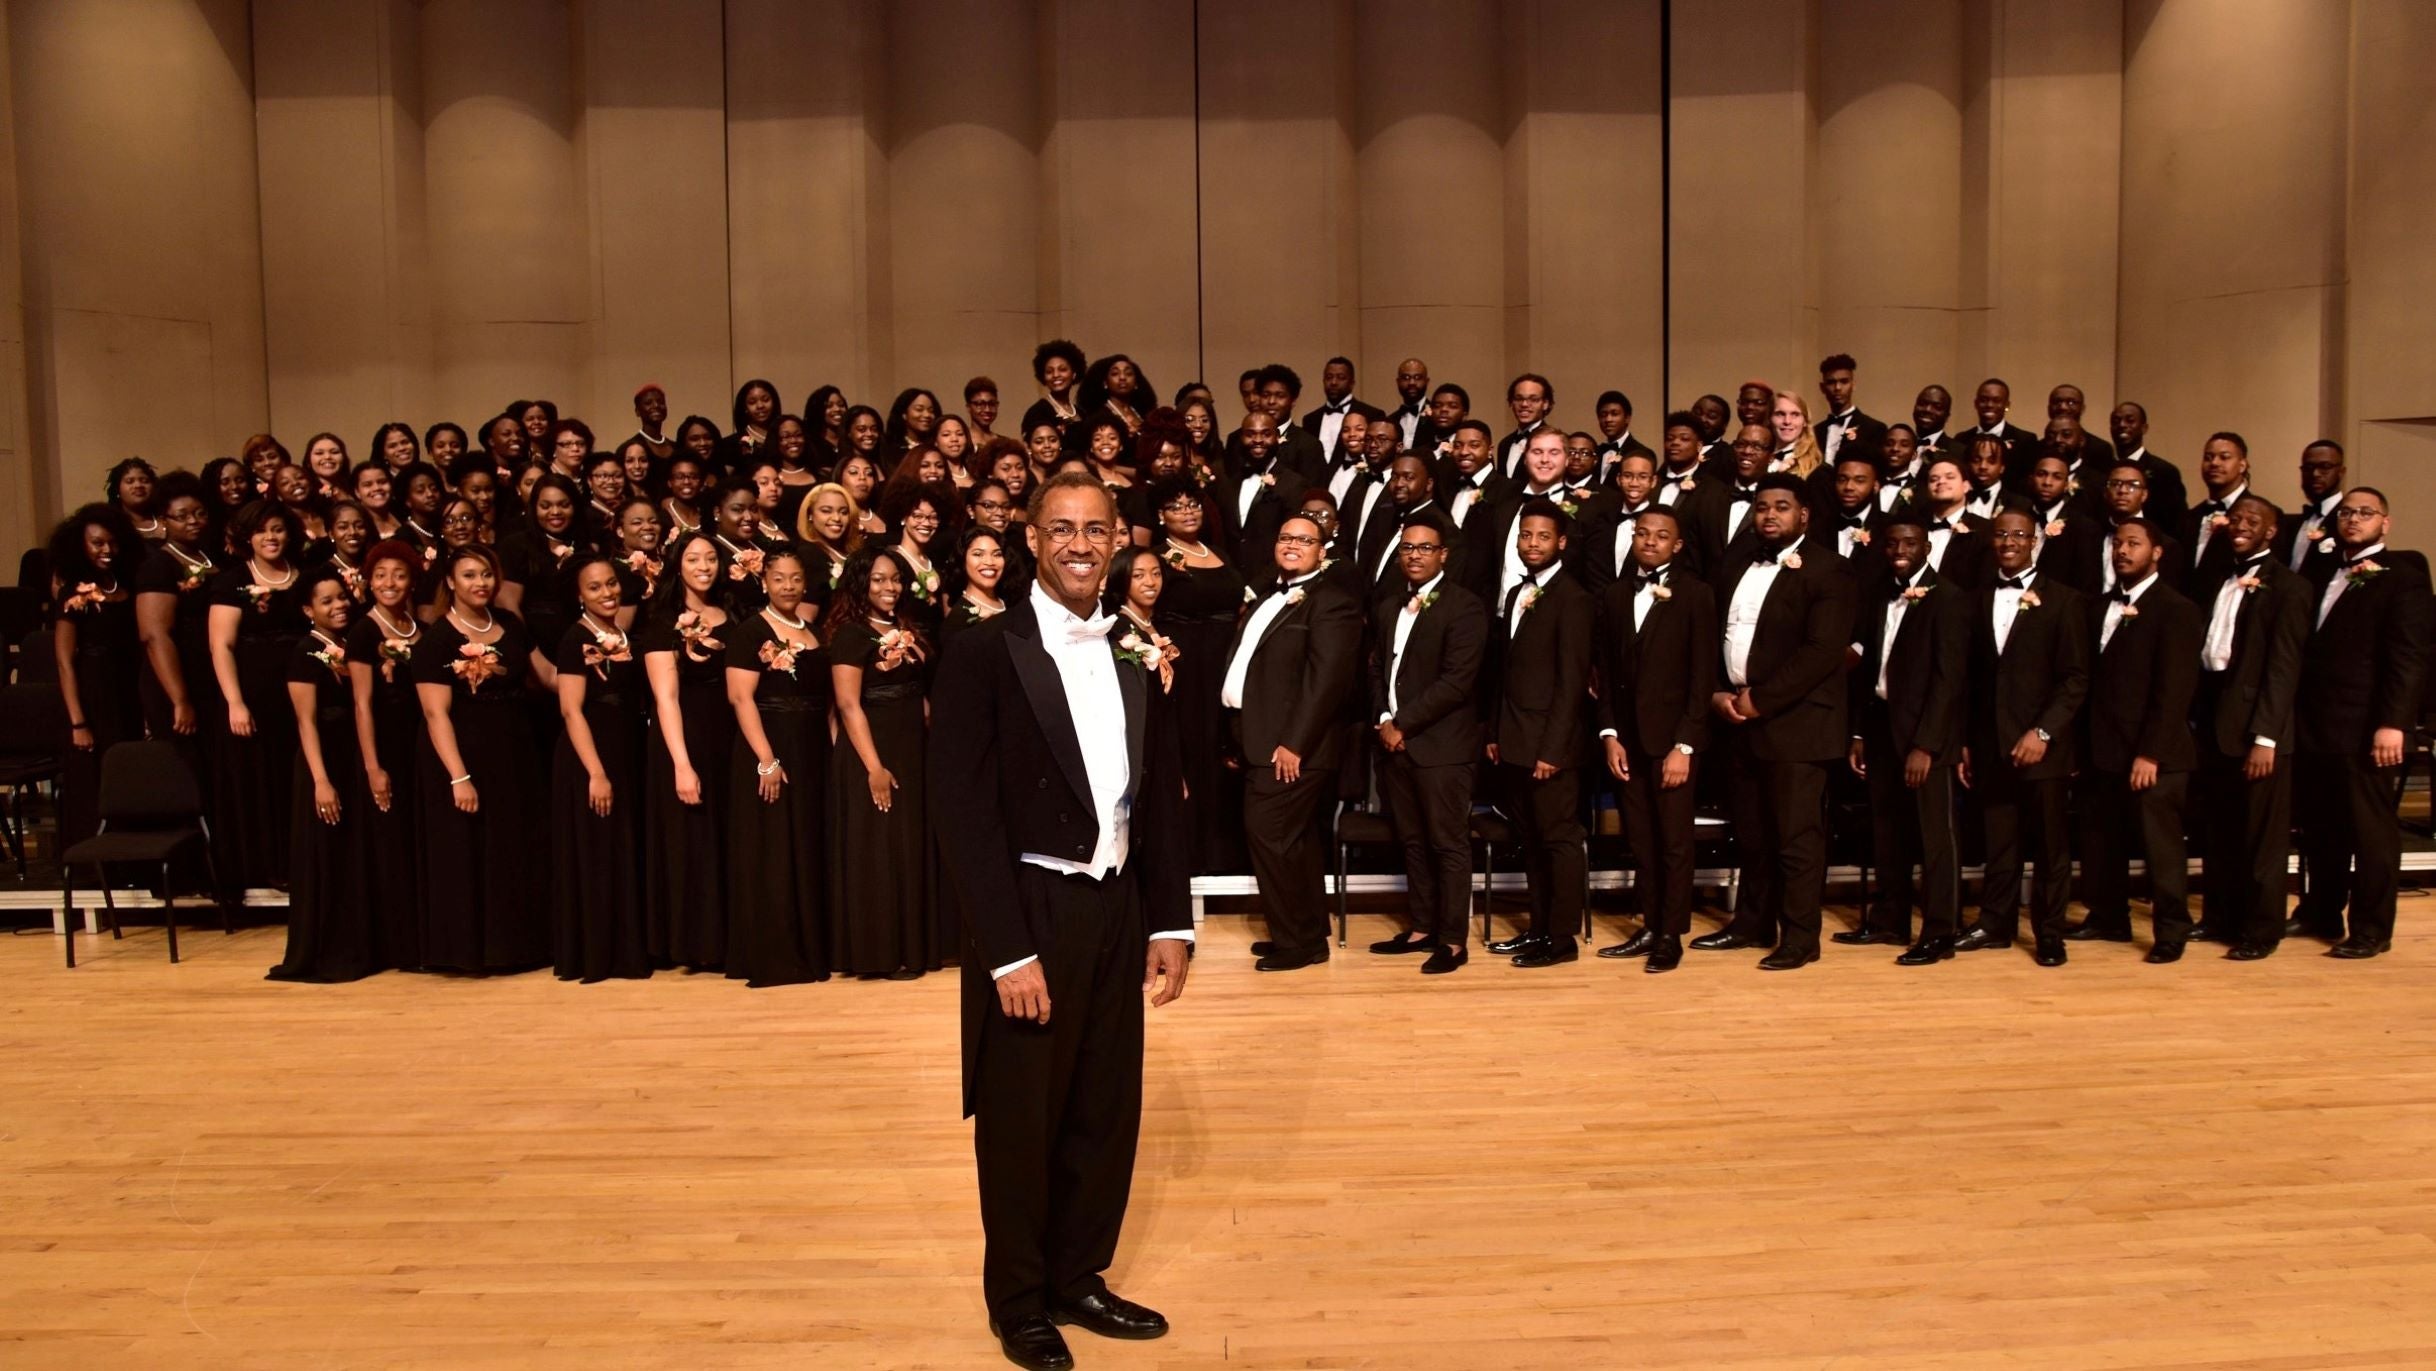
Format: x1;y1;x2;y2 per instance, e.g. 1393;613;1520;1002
1051;1289;1169;1341
1420;945;1468;975
1601;928;1658;959
1895;936;1956;966
1757;946;1818;971
2188;924;2232;944
1643;936;1683;973
2226;941;2277;961
1952;926;2012;953
1367;933;1434;955
1512;940;1579;968
1832;927;1907;946
1690;930;1764;952
2330;938;2391;960
2062;921;2132;943
990;1315;1075;1370
2033;940;2067;967
1485;933;1538;955
2144;941;2185;964
1255;948;1327;972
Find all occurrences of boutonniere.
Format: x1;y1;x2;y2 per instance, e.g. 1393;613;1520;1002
1849;527;1872;546
1243;585;1259;606
1676;474;1696;491
2347;560;2386;584
1285;586;1307;606
2208;512;2230;530
1259;470;1278;488
874;626;923;670
1780;551;1804;571
1559;498;1581;517
2119;603;2141;619
61;582;107;614
1163;546;1188;569
334;562;365;600
310;640;348;678
1193;465;1214;487
2019;590;2043;609
581;626;633;680
1405;588;1440;615
909;566;941;602
239;581;275;613
422;544;440;567
1648;584;1672;601
550;539;573;564
1116;630;1179;691
450;639;505;687
379;635;414;682
757;637;801;677
1900;585;1930;603
2316;535;2337;553
1517;584;1543;615
176;561;213;593
1948;517;1970;535
624;548;662;586
674;609;724;657
2235;573;2262;594
727;545;766;581
2044;518;2066;537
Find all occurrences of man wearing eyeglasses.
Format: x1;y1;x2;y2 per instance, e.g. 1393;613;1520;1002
1222;513;1364;972
929;473;1195;1371
2074;462;2187;594
2291;488;2436;959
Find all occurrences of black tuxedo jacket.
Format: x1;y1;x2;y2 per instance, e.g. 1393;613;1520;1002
1496;422;1550;481
2180;490;2250;589
1718;541;1857;762
1592;434;1656;488
1926;517;1996;591
1224;572;1364;770
1490;568;1594;767
1574;500;1659;597
2066;518;2187;595
1223;460;1312;579
1452;486;1524;603
1594;567;1717;757
1300;399;1365;463
930;602;1193;1108
2298;551;2436;754
1815;410;1889;465
1683;480;1758;578
1369;580;1488;768
2275;498;2344;581
1822;506;1889;585
1849;569;1968;762
1966;573;2089;780
2194;556;2310;755
2084;580;2201;773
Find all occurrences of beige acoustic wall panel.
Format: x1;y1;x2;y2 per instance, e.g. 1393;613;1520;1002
2344;0;2436;517
8;0;268;505
0;2;40;550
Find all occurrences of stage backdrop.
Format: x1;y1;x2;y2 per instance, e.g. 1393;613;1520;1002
2;0;2432;555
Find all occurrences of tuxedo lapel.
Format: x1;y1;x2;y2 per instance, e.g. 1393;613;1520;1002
1119;644;1147;792
1005;610;1094;806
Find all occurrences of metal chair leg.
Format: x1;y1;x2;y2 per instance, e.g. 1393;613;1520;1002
100;878;120;940
1334;840;1349;947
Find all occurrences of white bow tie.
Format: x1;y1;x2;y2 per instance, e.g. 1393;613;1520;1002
1055;613;1117;646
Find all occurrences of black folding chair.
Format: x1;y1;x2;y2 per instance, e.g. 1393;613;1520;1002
1330;804;1399;946
59;741;227;967
0;682;68;878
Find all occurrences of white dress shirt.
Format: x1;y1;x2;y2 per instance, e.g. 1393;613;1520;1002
2100;571;2156;651
1451;471;1492;527
2318;542;2382;627
1372;500;1432;582
1315;400;1350;458
1236;462;1274;525
1876;571;1926;699
1880;459;1923;512
1655;465;1699;507
2191;483;2247;565
1823;409;1857;463
2290;493;2339;571
1725;485;1757;543
1630;563;1670;633
1499;420;1545;479
1395;404;1422;448
1612;505;1652;579
1326;453;1363;506
1925;506;1966;570
1724;537;1801;686
1964;483;2004;520
1991;568;2036;654
2201;554;2267;673
1221;569;1319;708
998;584;1193;978
1384;572;1443;720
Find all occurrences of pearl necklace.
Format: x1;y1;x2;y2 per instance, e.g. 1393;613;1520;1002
371;605;419;641
762;604;810;633
167;543;215;573
1168;538;1215;560
448;606;496;635
246;558;295;588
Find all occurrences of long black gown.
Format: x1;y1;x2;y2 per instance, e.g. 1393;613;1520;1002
827;620;937;976
54;591;144;852
1153;550;1249;873
723;614;831;987
268;636;380;982
131;544;222;752
638;605;735;971
551;622;649;982
411;612;548;974
207;567;307;888
345;611;425;970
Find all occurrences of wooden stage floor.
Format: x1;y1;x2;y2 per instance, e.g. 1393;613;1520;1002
8;906;2436;1370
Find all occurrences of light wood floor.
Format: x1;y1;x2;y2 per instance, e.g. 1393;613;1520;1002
9;903;2436;1370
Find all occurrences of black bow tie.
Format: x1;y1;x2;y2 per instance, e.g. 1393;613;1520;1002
2197;499;2227;516
2109;588;2135;604
1754;547;1792;566
1840;514;1868;529
1997;575;2031;590
1636;567;1668;586
1729;487;1756;503
1930;517;1954;530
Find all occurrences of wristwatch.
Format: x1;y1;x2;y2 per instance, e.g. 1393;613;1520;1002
2034;728;2051;742
1673;743;1694;756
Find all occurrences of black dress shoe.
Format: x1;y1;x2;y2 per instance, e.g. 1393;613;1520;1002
1643;936;1683;973
2226;941;2278;961
1832;927;1908;946
1367;932;1434;955
1601;927;1658;958
1690;929;1763;952
2033;940;2067;967
1952;926;2013;953
1895;936;1956;966
2063;921;2133;943
990;1315;1075;1370
1757;946;1818;971
1486;932;1538;955
2188;923;2231;944
2284;914;2337;939
2330;938;2392;960
2144;941;2185;964
1512;940;1579;968
1255;947;1327;972
1051;1290;1169;1341
1420;944;1469;975
1250;939;1277;956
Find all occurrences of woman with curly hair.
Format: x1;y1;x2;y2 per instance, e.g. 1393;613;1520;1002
1019;337;1086;439
876;477;956;630
207;499;311;887
823;545;936;978
267;567;379;983
48;503;144;850
722;546;831;987
106;458;161;542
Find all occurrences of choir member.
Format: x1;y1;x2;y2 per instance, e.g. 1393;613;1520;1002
1021;339;1087;438
2278;439;2345;579
638;532;736;972
2107;402;2191;535
943;526;1010;640
413;545;553;974
346;540;427;970
207;500;310;889
1225;413;1310;580
724;549;832;988
706;481;769;614
2069;518;2201;961
133;474;222;764
1485;499;1595;968
610;496;664;610
1596;507;1717;973
350;462;402;541
2292;488;2435;958
202;457;254;540
1954;509;2089;962
48;504;144;850
1366;510;1488;972
1813;354;1888;468
108;458;161;542
2183;431;2252;585
826;546;937;979
723;378;781;469
879;479;953;629
551;554;649;983
422;421;466;472
794;482;862;601
1149;479;1247;874
581;449;629;540
370;422;420;475
674;414;722;482
320;500;371;605
659;453;708;540
835;451;888;537
1691;476;1855;970
1837;514;1969;963
626;383;674;462
268;569;379;982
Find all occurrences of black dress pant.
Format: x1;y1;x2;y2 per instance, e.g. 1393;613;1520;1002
1380;753;1475;947
1972;762;2074;943
971;866;1146;1320
1244;764;1337;955
2074;770;2191;943
1500;762;1585;943
1720;734;1829;953
1859;724;1961;941
2195;746;2293;944
1619;746;1698;936
2295;751;2404;943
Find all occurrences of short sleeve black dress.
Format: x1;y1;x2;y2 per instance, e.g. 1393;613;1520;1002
722;613;832;987
207;566;308;888
344;610;426;970
268;634;380;982
410;611;548;974
550;621;649;982
636;605;736;971
826;619;938;977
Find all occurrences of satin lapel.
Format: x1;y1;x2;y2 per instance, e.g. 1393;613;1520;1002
1120;644;1147;792
1005;612;1094;806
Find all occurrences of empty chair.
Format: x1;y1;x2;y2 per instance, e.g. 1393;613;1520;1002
58;740;227;967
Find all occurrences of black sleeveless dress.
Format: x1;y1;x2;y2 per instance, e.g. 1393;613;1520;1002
722;614;832;987
551;621;650;982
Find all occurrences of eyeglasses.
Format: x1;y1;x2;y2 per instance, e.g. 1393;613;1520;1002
2336;506;2383;520
1039;521;1115;545
2104;479;2146;491
1397;542;1446;555
1276;534;1322;548
1990;530;2038;543
975;499;1013;513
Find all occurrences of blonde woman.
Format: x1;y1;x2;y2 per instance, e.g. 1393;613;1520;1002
1769;390;1826;478
793;480;866;609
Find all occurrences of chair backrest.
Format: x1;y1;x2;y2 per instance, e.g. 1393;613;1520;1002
97;741;205;828
0;586;38;645
14;626;57;684
0;682;68;758
16;546;49;597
